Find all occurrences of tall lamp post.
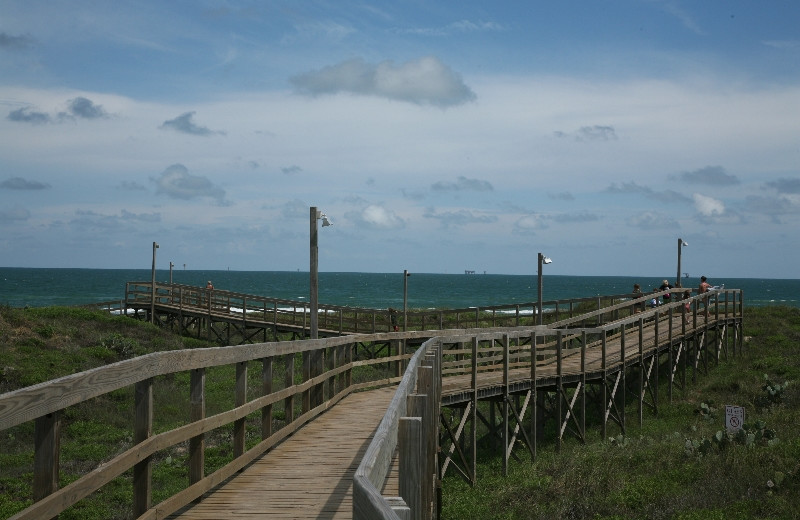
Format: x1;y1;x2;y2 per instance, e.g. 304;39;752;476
403;270;410;331
308;207;331;409
676;238;688;288
310;207;332;339
537;253;552;325
169;261;174;284
150;242;159;323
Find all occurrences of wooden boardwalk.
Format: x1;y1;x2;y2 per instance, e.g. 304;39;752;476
3;287;740;520
171;387;397;519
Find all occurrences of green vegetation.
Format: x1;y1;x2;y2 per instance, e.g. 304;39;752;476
0;305;316;520
442;306;800;519
1;305;797;519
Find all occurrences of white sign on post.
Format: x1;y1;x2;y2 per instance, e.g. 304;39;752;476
725;405;745;433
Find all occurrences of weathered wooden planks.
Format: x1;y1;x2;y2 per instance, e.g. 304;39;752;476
171;387;397;520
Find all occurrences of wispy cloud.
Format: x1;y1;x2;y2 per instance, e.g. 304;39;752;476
423;208;497;228
554;125;617;142
654;0;704;35
7;107;51;124
7;97;109;124
431;176;493;192
0;32;35;50
290;56;476;107
151;164;228;204
765;178;800;194
548;192;575;201
606;181;692;204
0;206;30;222
160;112;224;136
627;211;679;229
1;177;51;190
281;165;303;175
673;166;739;186
762;40;800;49
393;19;504;37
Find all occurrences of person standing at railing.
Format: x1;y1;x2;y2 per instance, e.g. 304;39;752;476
659;279;673;305
632;284;644;313
388;307;399;331
698;275;712;318
682;289;692;323
205;280;214;308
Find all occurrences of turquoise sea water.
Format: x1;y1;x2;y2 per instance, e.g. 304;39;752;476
1;267;797;310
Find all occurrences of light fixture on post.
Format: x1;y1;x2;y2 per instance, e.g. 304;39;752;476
169;261;174;285
150;242;159;324
676;238;688;288
403;270;411;331
537;253;552;325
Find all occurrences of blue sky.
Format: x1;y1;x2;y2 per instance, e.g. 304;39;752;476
1;1;798;279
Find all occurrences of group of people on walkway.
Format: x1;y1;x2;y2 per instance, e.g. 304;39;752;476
632;276;713;322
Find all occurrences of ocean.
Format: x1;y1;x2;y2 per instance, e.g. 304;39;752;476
0;267;797;310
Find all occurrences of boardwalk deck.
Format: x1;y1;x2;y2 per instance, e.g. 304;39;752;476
171;387;397;520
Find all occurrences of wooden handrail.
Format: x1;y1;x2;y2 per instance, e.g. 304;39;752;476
2;288;741;519
352;288;743;518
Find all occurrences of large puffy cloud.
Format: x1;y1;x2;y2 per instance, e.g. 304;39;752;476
290;56;476;107
152;164;227;204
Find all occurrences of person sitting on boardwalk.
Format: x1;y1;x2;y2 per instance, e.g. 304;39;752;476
698;275;712;318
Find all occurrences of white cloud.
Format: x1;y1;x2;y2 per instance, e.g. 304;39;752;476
693;193;725;216
290;56;476;107
349;204;405;229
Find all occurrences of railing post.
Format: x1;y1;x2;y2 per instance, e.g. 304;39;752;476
189;368;205;491
285;353;295;424
33;411;60;506
416;365;434;520
471;337;479;480
133;378;153;516
234;361;247;459
399;415;423;520
503;334;510;475
556;330;562;453
262;356;273;440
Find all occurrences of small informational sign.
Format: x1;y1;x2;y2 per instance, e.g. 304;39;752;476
725;405;745;433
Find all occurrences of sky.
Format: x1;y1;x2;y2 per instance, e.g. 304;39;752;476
1;1;798;279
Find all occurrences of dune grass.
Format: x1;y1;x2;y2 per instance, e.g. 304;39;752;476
1;305;797;519
441;306;800;519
